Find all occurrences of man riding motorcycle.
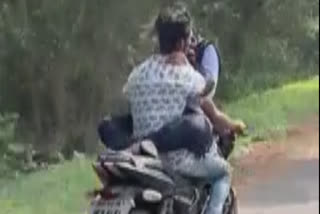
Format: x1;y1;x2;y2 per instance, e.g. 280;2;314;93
98;3;245;214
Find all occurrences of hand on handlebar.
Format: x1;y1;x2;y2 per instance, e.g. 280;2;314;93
230;120;247;136
214;119;247;137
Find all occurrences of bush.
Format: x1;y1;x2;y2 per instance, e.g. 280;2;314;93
0;113;18;154
0;113;19;177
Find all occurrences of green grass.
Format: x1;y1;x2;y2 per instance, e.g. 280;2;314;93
0;76;319;214
225;76;319;147
0;158;98;214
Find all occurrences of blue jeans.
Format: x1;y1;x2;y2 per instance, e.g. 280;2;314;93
150;113;231;214
205;154;231;214
160;139;231;214
208;176;231;214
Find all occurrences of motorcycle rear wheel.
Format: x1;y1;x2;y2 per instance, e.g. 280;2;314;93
223;187;238;214
130;209;151;214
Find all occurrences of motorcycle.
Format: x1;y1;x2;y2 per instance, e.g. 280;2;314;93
87;132;238;214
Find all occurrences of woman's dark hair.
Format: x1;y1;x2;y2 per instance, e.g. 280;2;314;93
155;3;192;54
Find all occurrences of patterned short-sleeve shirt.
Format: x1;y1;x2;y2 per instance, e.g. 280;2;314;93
124;54;206;138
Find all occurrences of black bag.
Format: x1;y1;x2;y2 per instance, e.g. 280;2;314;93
98;114;133;151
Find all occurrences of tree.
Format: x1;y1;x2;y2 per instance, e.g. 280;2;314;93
0;0;318;154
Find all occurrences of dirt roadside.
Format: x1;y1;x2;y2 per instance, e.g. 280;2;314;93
233;115;319;213
233;115;319;190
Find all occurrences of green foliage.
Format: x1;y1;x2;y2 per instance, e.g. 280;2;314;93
0;113;19;178
0;0;162;152
0;113;18;154
187;0;319;100
0;0;319;152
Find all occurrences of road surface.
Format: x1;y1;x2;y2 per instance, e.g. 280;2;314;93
236;116;319;214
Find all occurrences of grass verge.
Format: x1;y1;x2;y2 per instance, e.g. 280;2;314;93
0;158;98;214
226;76;319;150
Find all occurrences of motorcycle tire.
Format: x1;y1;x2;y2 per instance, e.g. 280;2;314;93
130;209;151;214
223;188;238;214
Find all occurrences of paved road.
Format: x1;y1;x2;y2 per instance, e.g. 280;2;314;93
240;158;319;213
238;117;319;214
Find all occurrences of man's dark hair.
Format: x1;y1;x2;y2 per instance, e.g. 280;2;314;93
155;3;192;54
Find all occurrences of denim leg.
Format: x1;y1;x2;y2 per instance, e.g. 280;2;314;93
205;174;231;214
201;149;231;214
161;144;231;214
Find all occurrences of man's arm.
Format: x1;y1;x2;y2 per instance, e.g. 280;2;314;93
201;98;245;134
187;63;245;134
